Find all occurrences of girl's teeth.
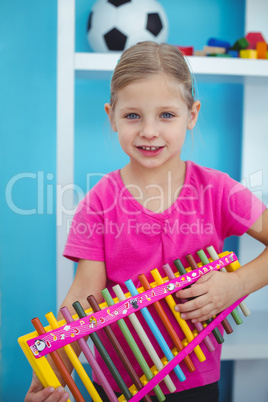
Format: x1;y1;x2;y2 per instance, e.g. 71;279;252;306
141;146;159;151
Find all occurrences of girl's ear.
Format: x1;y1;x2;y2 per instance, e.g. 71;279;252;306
104;103;117;132
187;101;201;130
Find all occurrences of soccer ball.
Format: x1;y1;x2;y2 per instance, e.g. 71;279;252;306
87;0;169;52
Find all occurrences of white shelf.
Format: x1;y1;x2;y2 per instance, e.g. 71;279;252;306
75;52;268;83
75;51;121;72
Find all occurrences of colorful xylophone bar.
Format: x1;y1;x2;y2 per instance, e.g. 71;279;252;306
18;247;249;402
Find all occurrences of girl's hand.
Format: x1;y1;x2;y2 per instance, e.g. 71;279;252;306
174;270;243;323
25;372;70;402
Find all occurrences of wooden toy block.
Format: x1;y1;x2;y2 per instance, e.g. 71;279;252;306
231;37;249;51
204;45;226;54
194;50;206;56
207;38;230;49
176;46;194;56
245;32;266;49
256;41;267;59
240;49;257;59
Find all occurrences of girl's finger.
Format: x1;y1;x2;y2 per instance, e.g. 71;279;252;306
26;386;69;402
43;386;70;402
191;307;219;323
25;372;69;402
175;293;209;313
176;301;215;321
176;281;208;299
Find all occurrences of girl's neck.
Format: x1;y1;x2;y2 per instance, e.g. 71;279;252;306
120;160;186;213
121;159;186;187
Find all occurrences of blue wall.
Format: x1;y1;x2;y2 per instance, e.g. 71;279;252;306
0;0;244;400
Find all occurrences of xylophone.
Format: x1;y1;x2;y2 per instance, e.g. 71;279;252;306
18;246;250;402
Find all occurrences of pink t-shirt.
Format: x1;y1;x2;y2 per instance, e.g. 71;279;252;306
64;161;265;394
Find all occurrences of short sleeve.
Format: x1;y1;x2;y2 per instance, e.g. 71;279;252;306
63;197;105;263
221;174;266;238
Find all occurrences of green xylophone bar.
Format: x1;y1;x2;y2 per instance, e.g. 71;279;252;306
113;284;177;393
87;294;153;402
101;287;166;402
138;273;196;373
72;301;133;401
60;306;119;402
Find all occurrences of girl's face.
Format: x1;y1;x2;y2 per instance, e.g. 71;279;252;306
105;74;200;172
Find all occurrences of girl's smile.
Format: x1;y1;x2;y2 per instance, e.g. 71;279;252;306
136;145;165;157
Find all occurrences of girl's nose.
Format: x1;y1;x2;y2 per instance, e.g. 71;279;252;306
140;119;159;139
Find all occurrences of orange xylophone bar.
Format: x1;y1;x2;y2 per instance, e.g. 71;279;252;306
18;250;248;402
31;317;85;402
138;273;196;372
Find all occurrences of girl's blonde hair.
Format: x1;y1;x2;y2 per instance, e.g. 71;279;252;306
110;41;195;110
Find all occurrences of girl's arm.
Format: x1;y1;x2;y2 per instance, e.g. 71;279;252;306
174;209;268;323
235;208;268;296
59;259;107;319
25;259;106;402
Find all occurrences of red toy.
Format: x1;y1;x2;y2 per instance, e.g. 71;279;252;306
176;46;194;56
245;32;266;49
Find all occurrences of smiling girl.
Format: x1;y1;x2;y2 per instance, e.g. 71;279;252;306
25;41;268;402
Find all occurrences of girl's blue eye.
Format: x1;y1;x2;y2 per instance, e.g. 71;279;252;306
161;112;173;118
126;113;139;119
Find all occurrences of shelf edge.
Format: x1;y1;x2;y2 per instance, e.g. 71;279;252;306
75;52;268;79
